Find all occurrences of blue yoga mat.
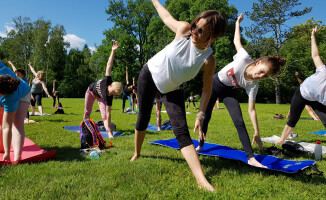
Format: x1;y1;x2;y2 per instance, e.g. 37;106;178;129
149;138;315;174
131;124;172;131
309;130;326;136
63;126;125;138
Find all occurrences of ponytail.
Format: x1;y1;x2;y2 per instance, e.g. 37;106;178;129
0;75;20;95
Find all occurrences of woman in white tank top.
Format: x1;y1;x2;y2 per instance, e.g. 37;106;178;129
276;27;326;145
131;0;226;192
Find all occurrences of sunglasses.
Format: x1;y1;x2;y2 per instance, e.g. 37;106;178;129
191;23;206;36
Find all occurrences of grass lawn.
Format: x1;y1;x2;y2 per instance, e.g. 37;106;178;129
1;98;325;199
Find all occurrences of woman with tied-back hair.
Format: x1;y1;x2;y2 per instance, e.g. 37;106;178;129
131;0;227;191
196;14;286;169
28;62;52;115
276;27;326;145
0;61;31;162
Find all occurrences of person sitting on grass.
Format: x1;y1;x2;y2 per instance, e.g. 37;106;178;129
83;41;123;138
196;14;285;169
28;62;53;115
276;27;326;145
0;61;31;162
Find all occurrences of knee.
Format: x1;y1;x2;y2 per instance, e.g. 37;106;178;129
176;133;193;149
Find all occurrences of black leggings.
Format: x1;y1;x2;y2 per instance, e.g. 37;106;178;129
287;88;326;127
31;93;43;106
200;74;254;159
53;95;60;107
135;64;192;149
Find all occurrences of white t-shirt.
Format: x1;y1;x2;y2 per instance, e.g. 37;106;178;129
148;36;213;94
218;48;259;101
300;65;326;105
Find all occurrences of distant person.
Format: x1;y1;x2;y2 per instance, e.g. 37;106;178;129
286;71;320;120
28;62;53;115
0;61;31;162
215;98;220;109
276;27;326;145
121;66;135;113
83;41;123;138
52;79;61;108
187;92;198;109
196;14;285;169
131;0;227;192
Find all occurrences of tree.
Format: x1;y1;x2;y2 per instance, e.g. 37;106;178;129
245;0;312;104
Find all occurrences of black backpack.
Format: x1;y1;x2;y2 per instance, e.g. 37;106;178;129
80;119;112;149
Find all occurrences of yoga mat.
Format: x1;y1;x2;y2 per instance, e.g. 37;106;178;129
63;126;125;137
149;138;315;174
309;130;326;136
0;138;56;166
29;112;53;116
131;124;173;131
262;135;326;154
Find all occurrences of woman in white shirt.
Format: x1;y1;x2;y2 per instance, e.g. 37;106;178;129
196;14;286;168
131;0;226;191
276;27;326;145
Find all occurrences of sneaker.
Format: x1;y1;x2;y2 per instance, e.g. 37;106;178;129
287;132;298;139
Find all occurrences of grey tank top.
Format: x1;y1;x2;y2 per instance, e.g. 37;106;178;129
31;79;43;93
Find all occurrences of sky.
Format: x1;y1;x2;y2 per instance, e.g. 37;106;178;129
1;0;325;52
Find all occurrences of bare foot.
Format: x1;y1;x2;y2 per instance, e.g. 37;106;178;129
195;146;203;152
198;182;216;192
130;153;140;161
2;154;10;162
252;135;263;151
248;157;268;168
275;139;285;145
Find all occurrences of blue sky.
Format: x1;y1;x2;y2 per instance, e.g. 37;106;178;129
1;0;325;52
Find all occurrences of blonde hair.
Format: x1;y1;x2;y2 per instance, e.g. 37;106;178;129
37;70;45;80
111;82;123;95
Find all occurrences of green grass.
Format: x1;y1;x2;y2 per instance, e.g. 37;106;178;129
1;98;325;199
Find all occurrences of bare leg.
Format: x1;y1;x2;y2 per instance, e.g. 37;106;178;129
155;102;161;131
31;106;36;115
130;130;146;161
181;145;215;191
38;105;43;115
305;105;320;120
12;101;29;161
275;124;294;145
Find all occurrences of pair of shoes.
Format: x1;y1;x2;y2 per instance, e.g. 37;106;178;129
287;132;298;139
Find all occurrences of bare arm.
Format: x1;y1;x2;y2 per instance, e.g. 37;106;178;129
152;0;189;38
311;27;325;68
53;80;56;93
28;62;38;77
248;99;263;150
194;55;215;140
40;81;52;98
294;72;302;84
7;61;17;72
104;106;112;133
105;41;119;76
132;77;135;86
233;13;243;52
125;66;129;84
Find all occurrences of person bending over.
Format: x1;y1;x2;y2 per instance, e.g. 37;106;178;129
276;27;326;145
196;14;285;169
0;61;31;162
83;41;123;138
131;0;227;192
121;66;135;113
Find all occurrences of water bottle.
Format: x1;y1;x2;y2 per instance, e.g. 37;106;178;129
90;149;100;159
314;140;322;160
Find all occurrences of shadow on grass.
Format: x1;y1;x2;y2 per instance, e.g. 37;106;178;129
48;119;69;123
42;146;87;162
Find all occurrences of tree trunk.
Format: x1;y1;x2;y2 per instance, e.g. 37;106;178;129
275;75;281;104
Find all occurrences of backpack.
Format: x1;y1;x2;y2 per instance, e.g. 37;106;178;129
282;141;307;154
80;119;113;149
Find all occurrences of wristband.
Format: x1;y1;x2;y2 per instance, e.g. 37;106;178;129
196;113;205;121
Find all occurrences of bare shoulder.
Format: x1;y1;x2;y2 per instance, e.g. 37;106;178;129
202;54;216;72
175;22;191;38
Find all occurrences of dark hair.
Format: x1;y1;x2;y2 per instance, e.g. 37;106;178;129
187;10;227;46
255;56;286;75
0;75;20;95
15;68;26;77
